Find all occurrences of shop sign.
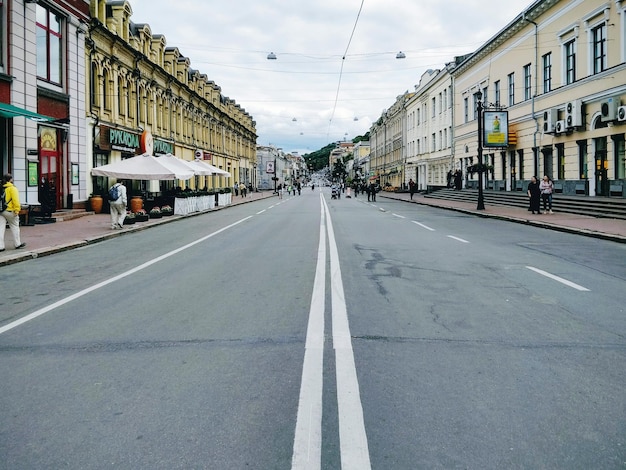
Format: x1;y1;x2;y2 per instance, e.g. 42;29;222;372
100;126;140;153
154;139;173;155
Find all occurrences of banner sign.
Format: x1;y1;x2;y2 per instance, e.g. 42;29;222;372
266;161;275;174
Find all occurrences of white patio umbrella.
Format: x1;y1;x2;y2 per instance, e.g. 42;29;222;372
161;154;216;176
192;159;231;177
91;153;194;180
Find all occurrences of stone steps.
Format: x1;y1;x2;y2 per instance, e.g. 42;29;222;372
423;189;626;219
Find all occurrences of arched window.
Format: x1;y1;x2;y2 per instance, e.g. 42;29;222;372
102;68;109;110
90;63;98;107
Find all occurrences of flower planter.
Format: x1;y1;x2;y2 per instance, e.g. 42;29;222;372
161;211;173;216
123;217;136;225
134;214;149;222
149;213;162;219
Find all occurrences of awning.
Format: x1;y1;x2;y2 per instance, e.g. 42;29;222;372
0;103;53;121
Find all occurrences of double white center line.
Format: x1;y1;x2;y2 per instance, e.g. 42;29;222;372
291;195;371;469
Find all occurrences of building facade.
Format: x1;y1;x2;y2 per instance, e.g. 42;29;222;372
453;0;626;197
1;0;89;210
87;0;257;200
369;91;413;189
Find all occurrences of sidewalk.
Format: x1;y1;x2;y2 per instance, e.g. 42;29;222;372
379;191;626;244
0;191;277;267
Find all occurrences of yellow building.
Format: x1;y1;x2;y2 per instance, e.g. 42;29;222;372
87;0;257;198
453;0;626;197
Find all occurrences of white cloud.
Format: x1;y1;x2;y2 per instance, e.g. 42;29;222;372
126;0;532;154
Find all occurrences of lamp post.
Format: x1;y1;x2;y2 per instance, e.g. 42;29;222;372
476;91;485;210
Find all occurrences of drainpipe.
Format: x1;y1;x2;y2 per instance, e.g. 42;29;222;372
524;12;539;176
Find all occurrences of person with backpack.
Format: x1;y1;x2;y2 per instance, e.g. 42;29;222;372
1;173;26;251
108;181;127;229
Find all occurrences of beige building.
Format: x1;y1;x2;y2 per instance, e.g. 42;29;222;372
87;0;257;198
405;63;464;191
369;91;413;189
453;0;626;197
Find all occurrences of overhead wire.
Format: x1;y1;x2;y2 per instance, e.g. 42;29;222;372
326;0;365;142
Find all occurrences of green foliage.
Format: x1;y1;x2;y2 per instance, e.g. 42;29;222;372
303;143;335;172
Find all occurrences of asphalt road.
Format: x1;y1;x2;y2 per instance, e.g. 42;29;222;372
1;188;625;469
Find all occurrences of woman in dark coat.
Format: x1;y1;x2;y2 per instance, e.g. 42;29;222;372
527;176;541;214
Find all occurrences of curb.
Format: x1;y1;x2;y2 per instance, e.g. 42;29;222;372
380;193;626;244
0;192;276;267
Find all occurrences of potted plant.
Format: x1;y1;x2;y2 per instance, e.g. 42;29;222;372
161;204;173;216
149;206;162;219
123;212;136;225
134;208;149;222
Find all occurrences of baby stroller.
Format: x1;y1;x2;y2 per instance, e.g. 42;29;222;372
331;185;339;199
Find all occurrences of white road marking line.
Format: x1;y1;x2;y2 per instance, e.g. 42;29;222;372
392;213;406;219
256;209;266;214
322;196;372;470
447;235;470;243
292;196;326;470
526;266;590;291
0;216;254;336
412;221;435;231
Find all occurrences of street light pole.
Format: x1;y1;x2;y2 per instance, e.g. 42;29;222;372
476;91;485;210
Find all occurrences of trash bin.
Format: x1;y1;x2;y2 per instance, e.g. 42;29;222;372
67;193;73;209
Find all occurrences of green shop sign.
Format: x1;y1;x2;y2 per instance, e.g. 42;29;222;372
153;139;173;155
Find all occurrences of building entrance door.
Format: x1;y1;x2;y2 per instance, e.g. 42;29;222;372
39;127;62;209
594;137;609;197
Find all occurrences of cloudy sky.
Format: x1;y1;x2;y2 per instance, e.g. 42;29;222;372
127;0;533;155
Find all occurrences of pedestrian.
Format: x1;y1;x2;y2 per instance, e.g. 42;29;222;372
409;178;416;200
239;182;246;198
540;175;554;214
233;182;239;197
454;170;462;190
108;180;127;229
369;182;377;202
446;170;453;188
365;183;371;201
1;173;26;251
527;176;541;214
277;183;283;199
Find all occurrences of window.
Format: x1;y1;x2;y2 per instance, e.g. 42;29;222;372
592;24;607;74
0;0;4;70
565;40;576;84
431;133;436;152
36;4;62;84
494;80;501;106
118;77;124;116
524;64;532;100
431;97;436;118
507;73;515;106
542;53;552;93
90;62;97;107
102;69;109;110
473;93;480;120
464;97;469;123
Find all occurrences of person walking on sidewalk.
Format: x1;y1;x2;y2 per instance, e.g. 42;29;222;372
527;176;541;215
409;178;416;200
109;181;127;229
540;175;554;214
1;173;26;251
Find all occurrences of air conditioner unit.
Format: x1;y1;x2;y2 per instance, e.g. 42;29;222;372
565;99;582;128
543;109;558;133
617;105;626;122
555;120;566;134
601;96;619;122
